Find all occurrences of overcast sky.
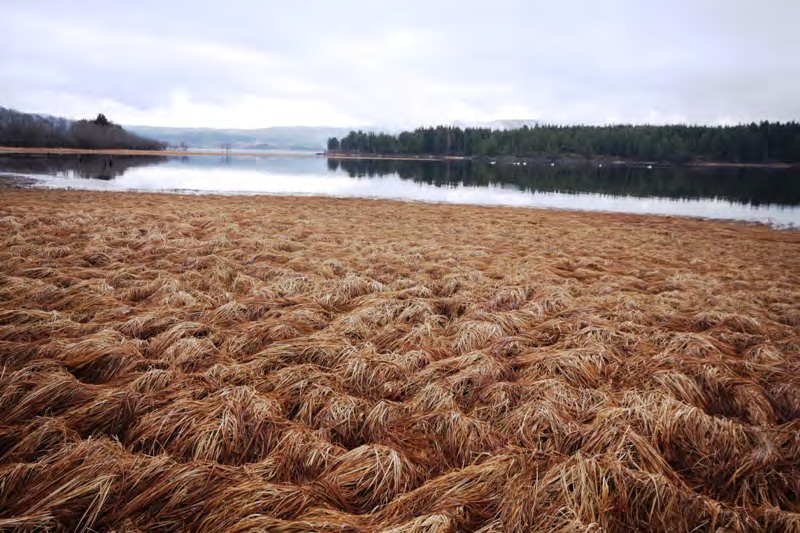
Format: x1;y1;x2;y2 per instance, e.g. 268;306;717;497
1;1;798;129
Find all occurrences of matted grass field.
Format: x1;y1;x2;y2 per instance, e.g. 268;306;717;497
0;186;798;532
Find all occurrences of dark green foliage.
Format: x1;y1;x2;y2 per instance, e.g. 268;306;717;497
93;114;111;127
330;123;800;163
0;107;166;150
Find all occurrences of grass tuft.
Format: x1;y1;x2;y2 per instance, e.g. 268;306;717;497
0;188;797;530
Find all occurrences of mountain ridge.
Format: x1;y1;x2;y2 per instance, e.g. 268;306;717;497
124;121;542;151
124;125;380;151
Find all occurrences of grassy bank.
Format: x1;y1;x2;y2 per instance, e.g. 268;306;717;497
0;187;798;531
0;146;459;163
2;147;795;167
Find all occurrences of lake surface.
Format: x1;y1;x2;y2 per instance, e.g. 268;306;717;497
1;154;798;227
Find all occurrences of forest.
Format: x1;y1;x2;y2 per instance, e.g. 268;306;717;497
0;107;166;150
328;122;800;164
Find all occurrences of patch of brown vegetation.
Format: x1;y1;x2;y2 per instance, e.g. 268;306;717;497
0;187;798;532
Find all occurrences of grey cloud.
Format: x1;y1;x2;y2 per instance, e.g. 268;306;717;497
1;0;798;127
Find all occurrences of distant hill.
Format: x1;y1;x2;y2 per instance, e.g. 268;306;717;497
0;108;165;150
125;125;381;151
119;122;543;151
451;119;540;130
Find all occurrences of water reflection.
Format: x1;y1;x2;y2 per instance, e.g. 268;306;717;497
2;154;798;226
0;154;167;180
329;158;800;207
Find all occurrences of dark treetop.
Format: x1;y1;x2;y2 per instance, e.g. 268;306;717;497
328;123;800;164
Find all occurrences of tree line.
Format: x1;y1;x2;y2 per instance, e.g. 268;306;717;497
0;107;166;150
328;123;800;163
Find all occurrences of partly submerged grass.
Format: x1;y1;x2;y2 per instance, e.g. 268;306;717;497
0;186;798;532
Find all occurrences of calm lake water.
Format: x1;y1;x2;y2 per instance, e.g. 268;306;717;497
2;154;798;227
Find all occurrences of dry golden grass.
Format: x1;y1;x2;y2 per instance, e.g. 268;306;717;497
0;186;798;532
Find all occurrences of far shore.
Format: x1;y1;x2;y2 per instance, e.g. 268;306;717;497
0;146;796;168
0;146;317;158
326;153;798;169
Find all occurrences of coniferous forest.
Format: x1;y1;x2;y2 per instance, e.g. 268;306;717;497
0;107;166;150
328;123;800;164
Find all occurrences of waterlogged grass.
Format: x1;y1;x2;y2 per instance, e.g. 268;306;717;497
0;187;798;532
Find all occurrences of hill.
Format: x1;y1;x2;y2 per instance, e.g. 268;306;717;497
0;108;165;150
125;125;378;151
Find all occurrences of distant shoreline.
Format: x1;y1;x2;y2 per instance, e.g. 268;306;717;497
325;153;798;169
0;146;317;158
0;146;796;168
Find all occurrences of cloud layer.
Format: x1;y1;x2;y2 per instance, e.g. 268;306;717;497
1;0;798;128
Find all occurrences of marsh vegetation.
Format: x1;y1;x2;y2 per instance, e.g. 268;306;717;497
0;187;798;531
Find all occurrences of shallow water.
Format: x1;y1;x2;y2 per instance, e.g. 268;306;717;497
2;154;798;226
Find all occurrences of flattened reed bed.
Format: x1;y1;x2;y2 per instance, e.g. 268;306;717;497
0;186;798;532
